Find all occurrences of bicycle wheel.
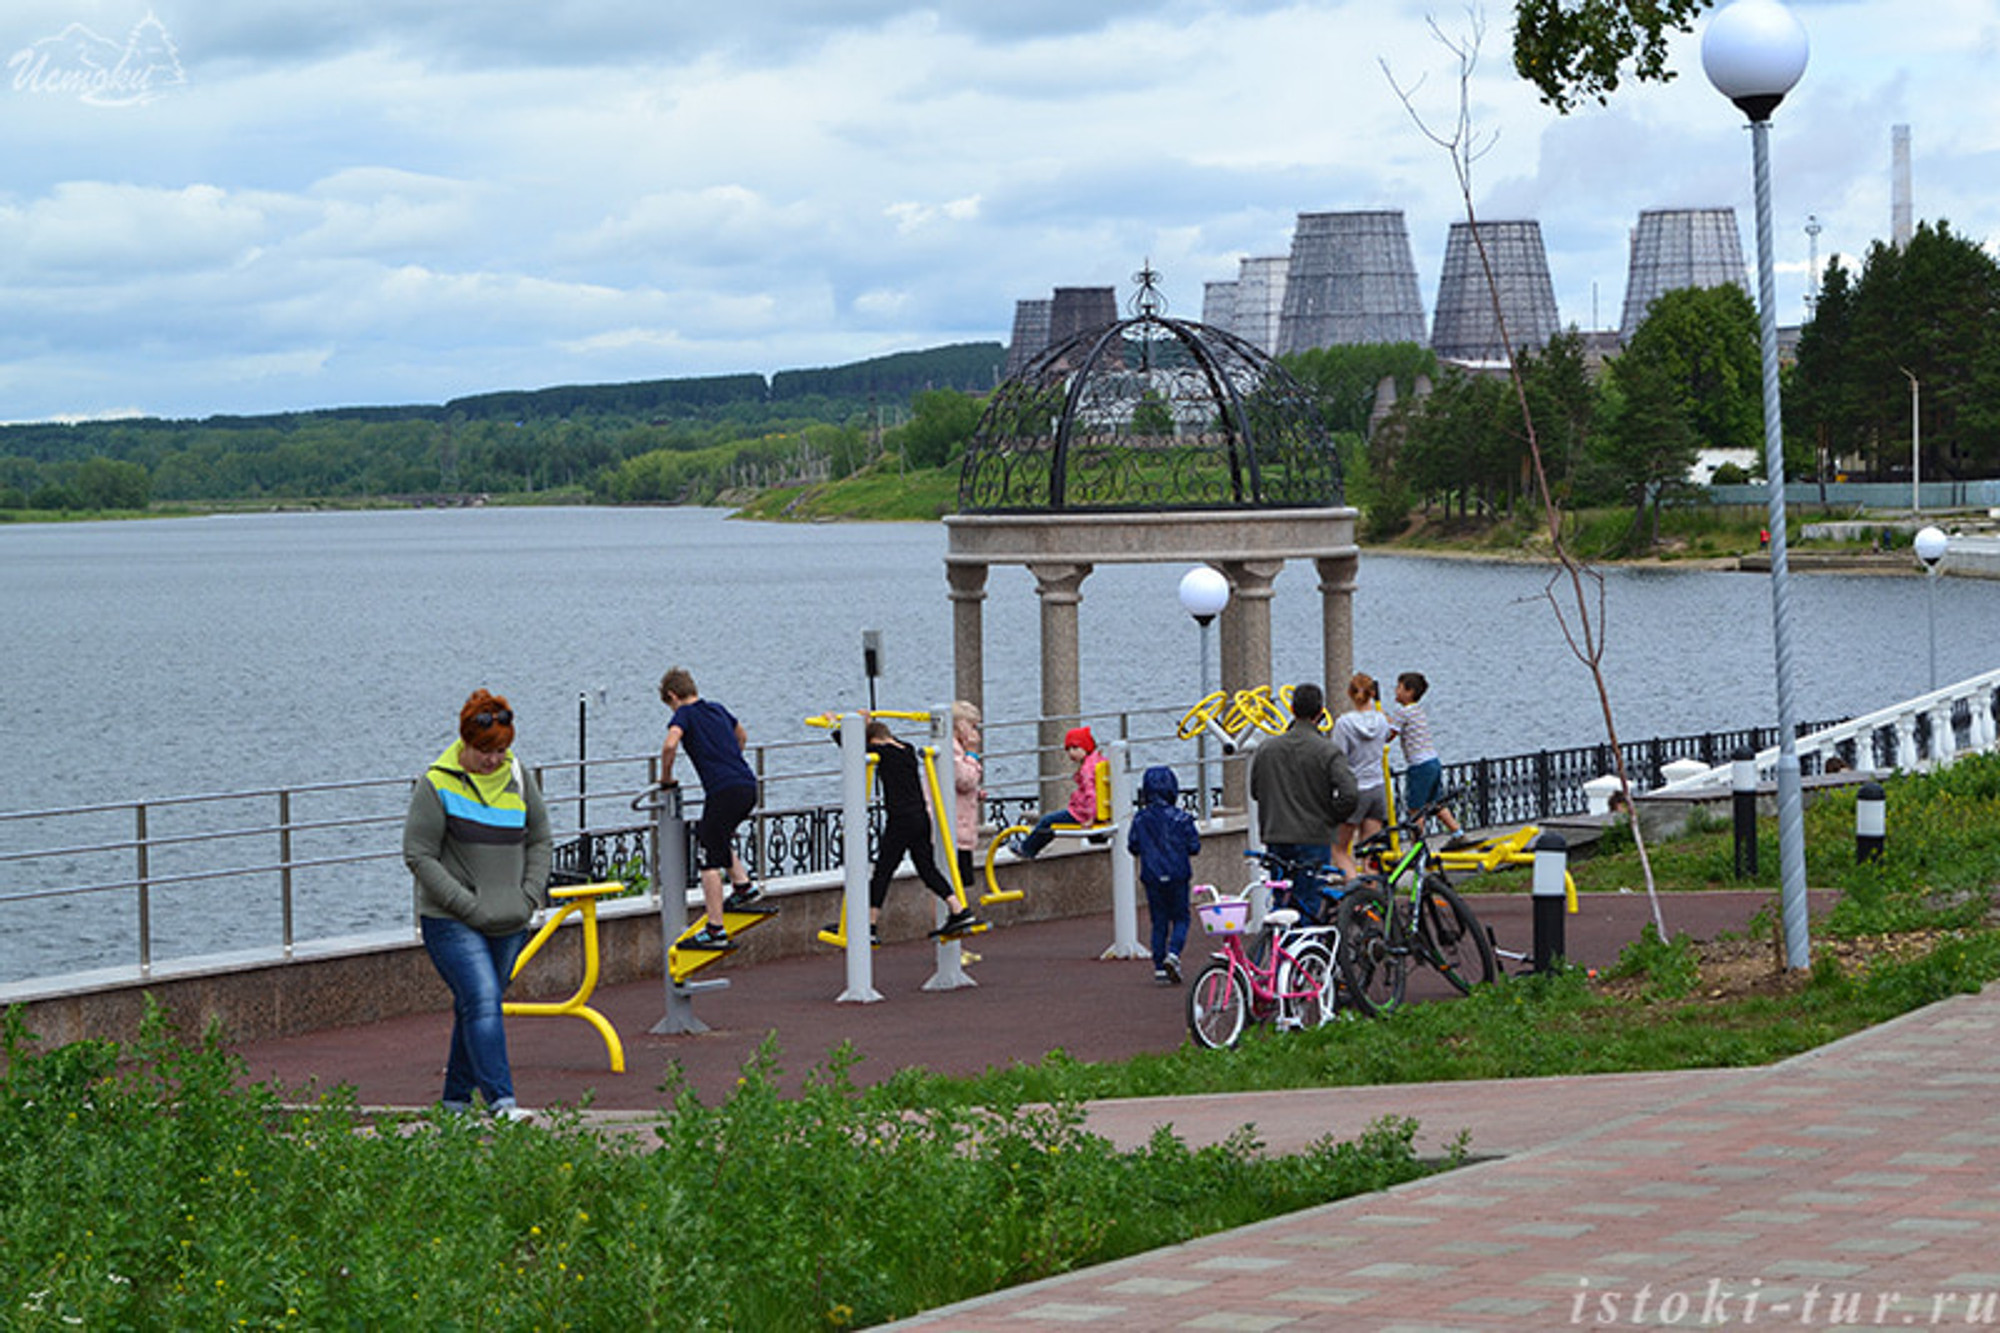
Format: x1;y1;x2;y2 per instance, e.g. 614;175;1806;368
1416;875;1498;995
1336;889;1407;1018
1278;941;1337;1029
1187;961;1250;1049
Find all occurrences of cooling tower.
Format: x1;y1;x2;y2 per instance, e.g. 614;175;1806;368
1048;287;1119;344
1231;256;1288;353
1619;208;1749;340
1430;220;1562;363
1276;211;1427;354
1201;280;1239;332
1004;298;1052;377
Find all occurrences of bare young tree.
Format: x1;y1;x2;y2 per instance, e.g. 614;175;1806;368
1385;12;1665;936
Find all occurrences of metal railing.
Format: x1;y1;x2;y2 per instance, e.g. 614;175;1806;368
1651;669;2000;796
8;691;1998;993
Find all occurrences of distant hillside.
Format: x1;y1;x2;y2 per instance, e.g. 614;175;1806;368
0;342;1008;508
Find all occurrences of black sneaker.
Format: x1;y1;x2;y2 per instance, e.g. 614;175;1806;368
722;883;766;912
685;923;733;951
938;909;980;936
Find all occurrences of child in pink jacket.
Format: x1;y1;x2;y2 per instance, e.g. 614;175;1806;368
1006;726;1104;859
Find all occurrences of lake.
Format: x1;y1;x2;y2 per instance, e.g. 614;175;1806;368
2;505;1993;981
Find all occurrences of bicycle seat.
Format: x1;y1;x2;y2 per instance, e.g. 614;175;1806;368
1263;908;1301;929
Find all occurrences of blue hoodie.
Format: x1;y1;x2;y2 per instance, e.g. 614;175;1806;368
1126;765;1201;886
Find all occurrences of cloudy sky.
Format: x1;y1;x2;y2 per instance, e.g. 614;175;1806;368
2;0;1994;422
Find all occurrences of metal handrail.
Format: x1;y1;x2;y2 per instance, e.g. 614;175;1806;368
12;692;1991;991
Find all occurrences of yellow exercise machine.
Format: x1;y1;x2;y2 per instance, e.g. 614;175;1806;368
504;880;628;1072
1175;684;1331;755
665;898;781;983
1380;769;1578;913
980;739;1117;906
805;709;991;949
1433;825;1580;913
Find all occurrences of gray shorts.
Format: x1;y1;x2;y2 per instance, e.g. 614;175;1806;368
1346;784;1389;828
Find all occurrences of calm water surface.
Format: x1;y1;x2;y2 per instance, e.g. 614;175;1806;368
2;506;1993;980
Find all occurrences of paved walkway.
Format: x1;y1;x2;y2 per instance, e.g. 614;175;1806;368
233;890;2000;1329
892;986;2000;1330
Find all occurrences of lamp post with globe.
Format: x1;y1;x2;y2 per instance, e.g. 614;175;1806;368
1178;566;1230;821
1915;525;1948;692
1703;0;1810;969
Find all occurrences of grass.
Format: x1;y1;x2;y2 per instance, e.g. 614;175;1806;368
3;754;1996;1328
0;1013;1435;1329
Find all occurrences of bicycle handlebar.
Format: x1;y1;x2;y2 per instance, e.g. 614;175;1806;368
1244;847;1335;879
1354;788;1464;857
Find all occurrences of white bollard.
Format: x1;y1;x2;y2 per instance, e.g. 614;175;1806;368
1855;782;1886;864
1532;831;1568;972
1102;741;1146;960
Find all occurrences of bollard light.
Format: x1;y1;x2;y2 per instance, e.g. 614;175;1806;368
1855;782;1886;864
1705;0;1811;969
1531;831;1568;973
1731;745;1759;879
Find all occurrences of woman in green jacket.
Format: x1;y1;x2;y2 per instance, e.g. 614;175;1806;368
403;689;550;1119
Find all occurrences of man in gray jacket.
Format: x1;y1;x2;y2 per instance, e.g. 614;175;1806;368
1248;682;1358;922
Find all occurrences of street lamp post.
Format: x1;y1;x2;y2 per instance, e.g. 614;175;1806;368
1915;525;1948;692
1178;566;1230;822
1901;368;1921;513
1704;0;1811;970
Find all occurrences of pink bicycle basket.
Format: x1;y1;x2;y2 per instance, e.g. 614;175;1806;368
1196;896;1251;935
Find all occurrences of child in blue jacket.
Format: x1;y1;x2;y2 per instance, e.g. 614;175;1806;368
1127;765;1201;984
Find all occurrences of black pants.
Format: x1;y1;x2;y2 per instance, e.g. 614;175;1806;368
869;811;956;909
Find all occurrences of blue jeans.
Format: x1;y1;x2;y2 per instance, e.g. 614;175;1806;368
1143;877;1191;967
421;915;529;1109
1016;810;1080;857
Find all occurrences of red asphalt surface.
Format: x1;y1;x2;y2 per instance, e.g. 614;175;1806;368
236;889;2000;1331
236;890;1785;1112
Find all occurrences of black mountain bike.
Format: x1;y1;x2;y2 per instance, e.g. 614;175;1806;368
1335;794;1498;1017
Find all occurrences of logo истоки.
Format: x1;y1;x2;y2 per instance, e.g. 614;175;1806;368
9;14;187;107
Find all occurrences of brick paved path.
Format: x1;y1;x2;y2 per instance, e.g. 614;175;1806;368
887;982;2000;1330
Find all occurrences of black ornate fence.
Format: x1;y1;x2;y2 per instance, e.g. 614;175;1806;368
563;723;1856;893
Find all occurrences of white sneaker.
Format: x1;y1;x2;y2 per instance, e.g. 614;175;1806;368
491;1103;535;1124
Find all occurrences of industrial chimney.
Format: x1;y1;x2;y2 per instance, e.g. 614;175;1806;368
1892;124;1913;250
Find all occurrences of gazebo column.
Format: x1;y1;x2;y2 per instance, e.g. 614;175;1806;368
946;561;989;712
1315;552;1358;695
1028;561;1091;812
1217;559;1282;811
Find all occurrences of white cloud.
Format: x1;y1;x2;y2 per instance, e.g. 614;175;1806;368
0;0;1986;419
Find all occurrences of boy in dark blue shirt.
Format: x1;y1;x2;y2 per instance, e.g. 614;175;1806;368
659;666;763;950
1127;765;1200;984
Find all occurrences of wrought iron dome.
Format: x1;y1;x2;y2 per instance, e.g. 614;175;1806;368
960;266;1343;513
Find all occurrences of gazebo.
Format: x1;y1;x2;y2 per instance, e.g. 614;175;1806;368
947;267;1360;809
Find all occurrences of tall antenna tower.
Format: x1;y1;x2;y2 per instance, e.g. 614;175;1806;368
1803;214;1822;317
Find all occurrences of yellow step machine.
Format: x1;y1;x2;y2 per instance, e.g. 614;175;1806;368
805;708;992;952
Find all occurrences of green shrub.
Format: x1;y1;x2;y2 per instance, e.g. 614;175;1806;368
0;1011;1430;1330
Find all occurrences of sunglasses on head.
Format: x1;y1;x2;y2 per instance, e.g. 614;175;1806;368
472;709;513;728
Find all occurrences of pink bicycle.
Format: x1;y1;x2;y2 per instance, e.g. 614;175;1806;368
1185;878;1340;1049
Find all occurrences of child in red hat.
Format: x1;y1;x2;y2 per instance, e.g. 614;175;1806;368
1006;725;1105;859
